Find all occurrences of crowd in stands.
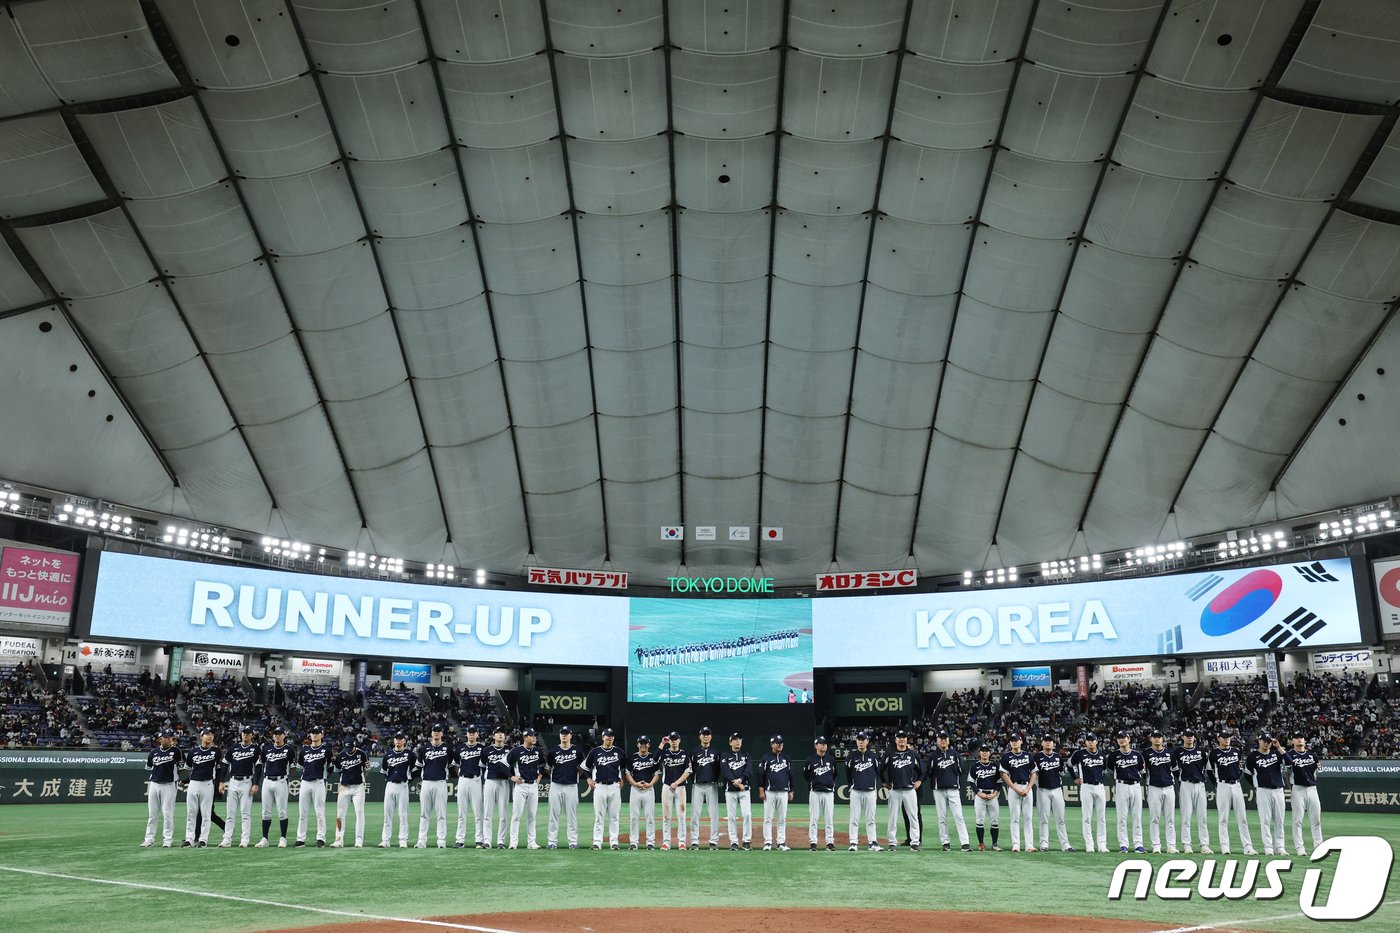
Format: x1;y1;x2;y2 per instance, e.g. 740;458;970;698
1;662;86;747
181;671;269;743
986;686;1082;747
365;682;433;746
1178;676;1271;738
76;669;178;749
1085;682;1170;740
280;681;369;748
456;687;496;725
1268;672;1374;755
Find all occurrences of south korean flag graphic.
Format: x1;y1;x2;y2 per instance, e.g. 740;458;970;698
1178;560;1350;652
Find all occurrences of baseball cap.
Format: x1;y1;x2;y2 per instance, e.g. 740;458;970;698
272;725;286;734
699;726;712;735
855;730;869;740
1041;734;1055;743
1291;729;1306;739
1008;733;1023;742
637;735;650;744
602;727;615;737
1150;729;1164;738
1182;728;1196;737
729;732;742;740
310;725;324;734
1258;733;1273;743
770;734;783;744
1114;730;1129;740
559;725;573;735
523;728;537;737
431;723;444;732
159;728;174;737
240;725;254;734
199;727;214;736
467;723;481;732
393;730;406;739
978;744;991;752
667;730;680;739
894;729;909;738
1085;733;1098;742
814;735;828;745
936;730;949;739
1217;728;1233;737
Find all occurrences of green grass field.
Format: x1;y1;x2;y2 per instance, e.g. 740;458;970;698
1;803;1396;931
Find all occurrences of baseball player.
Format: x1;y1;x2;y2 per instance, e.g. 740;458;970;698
928;731;970;851
453;724;485;848
379;731;413;848
626;735;661;850
295;726;330;848
1176;729;1211;854
968;744;1001;851
415;724;452;848
659;731;689;850
1209;730;1255;855
1246;734;1286;856
481;727;514;848
219;725;260;847
507;728;544;849
546;725;583;849
1107;730;1146;853
254;725;293;847
686;726;722;849
331;738;367;847
1032;735;1074;852
584;727;625;849
803;735;838;851
999;734;1035;852
141;728;182;847
1070;734;1108;852
846;730;881;851
719;732;753;850
882;729;923;851
1144;730;1178;854
757;735;794;851
1285;732;1323;856
182;727;221;847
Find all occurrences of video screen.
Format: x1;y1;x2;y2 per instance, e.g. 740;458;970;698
627;598;814;704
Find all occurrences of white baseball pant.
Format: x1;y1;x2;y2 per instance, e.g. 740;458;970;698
1007;785;1034;849
762;792;788;847
482;779;512;846
1147;785;1176;850
1179;781;1208;849
629;786;657;847
1290;784;1322;854
509;782;540;848
809;790;835;846
689;784;720;846
725;788;752;846
973;794;1000;835
261;777;289;822
455;776;483;845
144;781;177;846
417;779;448;846
849;789;878;845
296;779;327;843
886;788;920;847
1037;786;1070;850
593;783;622;846
335;783;365;845
382;781;410;845
661;784;686;846
933;787;968;846
185;780;214;844
1215;781;1253;852
549;782;579;847
1257;787;1286;853
1079;783;1107;851
1115;783;1144;850
224;777;254;846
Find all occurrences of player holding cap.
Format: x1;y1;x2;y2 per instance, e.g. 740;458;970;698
846;730;881;851
999;734;1035;852
508;728;544;849
182;727;220;847
687;726;722;850
220;725;260;847
452;724;485;848
254;725;292;848
1176;729;1211;854
1246;733;1286;856
758;735;794;851
1070;734;1108;852
415;723;452;848
331;737;367;847
295;725;330;848
803;735;838;851
659;731;689;850
1144;729;1179;854
720;732;753;850
968;744;1001;851
482;726;513;848
1209;729;1255;855
626;735;661;850
584;727;625;849
928;731;970;851
141;728;182;848
1107;730;1145;853
1285;731;1323;856
546;725;583;849
379;731;413;848
1031;735;1074;852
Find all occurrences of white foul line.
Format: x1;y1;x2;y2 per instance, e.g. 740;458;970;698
0;865;519;933
1146;911;1306;932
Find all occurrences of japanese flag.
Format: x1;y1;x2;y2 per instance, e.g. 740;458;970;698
660;526;683;541
761;526;784;541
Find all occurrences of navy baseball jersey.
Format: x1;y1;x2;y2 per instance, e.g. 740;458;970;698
1210;746;1244;783
847;750;881;792
999;750;1034;785
299;744;330;781
1070;749;1106;785
927;749;961;790
417;741;452;781
660;747;690;785
259;742;293;779
1177;746;1209;782
456;742;484;779
688;745;721;783
804;753;838;792
1144;748;1177;787
382;748;414;783
335;747;367;785
968;760;1001;794
227;742;260;779
626;750;660;786
719;750;751;789
483;744;514;780
549;745;583;785
758;753;793;792
1246;750;1285;790
1107;748;1145;784
1031;751;1066;790
1285;748;1320;786
186;745;221;782
509;744;544;782
147;746;182;783
584;745;625;784
884;749;923;790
